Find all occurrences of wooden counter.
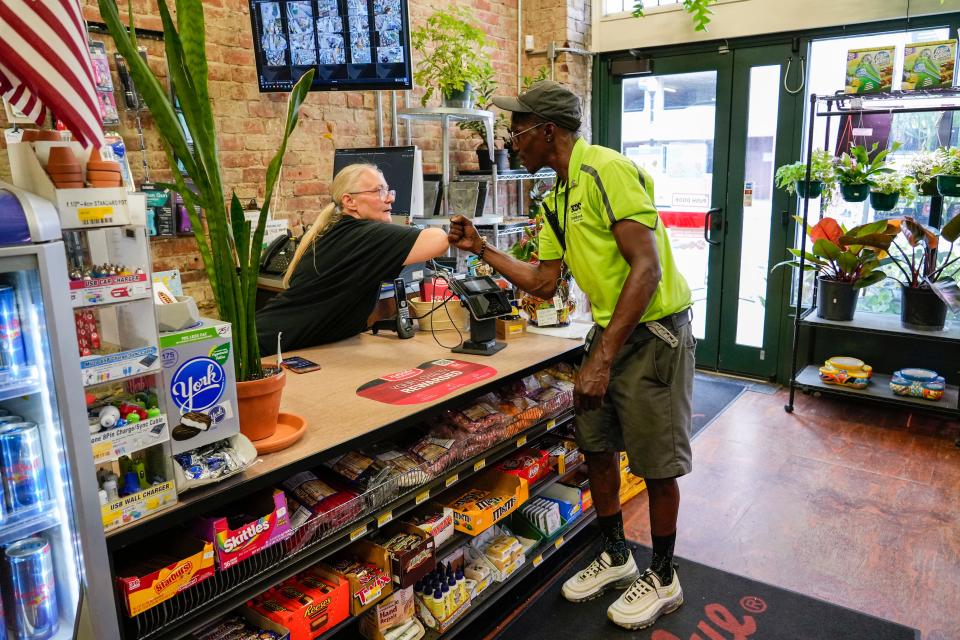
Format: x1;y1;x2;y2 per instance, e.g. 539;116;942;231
107;330;581;546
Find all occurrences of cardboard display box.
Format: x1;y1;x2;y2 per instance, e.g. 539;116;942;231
496;448;550;485
496;317;527;341
237;607;293;640
318;541;394;616
158;318;239;455
404;506;454;547
247;567;350;639
195;489;293;570
443;472;528;536
115;534;215;616
359;587;421;640
374;523;436;588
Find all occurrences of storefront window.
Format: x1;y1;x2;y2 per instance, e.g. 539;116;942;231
796;27;955;311
603;0;679;17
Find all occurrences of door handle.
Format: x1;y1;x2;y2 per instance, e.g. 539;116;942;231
704;207;722;246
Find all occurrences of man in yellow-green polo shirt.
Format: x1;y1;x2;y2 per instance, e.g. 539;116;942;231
448;80;694;631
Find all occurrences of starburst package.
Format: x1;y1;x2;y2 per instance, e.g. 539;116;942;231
845;46;895;94
902;40;957;90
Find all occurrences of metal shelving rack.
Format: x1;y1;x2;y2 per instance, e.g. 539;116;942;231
785;88;960;418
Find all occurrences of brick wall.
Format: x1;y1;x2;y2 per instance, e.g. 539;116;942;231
0;0;592;315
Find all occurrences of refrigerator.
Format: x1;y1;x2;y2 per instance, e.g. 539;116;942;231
0;184;119;639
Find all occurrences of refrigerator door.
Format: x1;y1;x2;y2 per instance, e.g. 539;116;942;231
0;242;118;639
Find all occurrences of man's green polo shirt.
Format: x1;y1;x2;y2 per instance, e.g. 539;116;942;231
538;138;691;328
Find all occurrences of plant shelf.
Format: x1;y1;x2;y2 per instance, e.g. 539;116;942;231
794;366;960;414
800;309;960;343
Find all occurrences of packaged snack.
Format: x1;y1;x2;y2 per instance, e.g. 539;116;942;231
444;393;505;433
280;471;361;536
544;362;575;382
173;439;248;481
406;507;454;546
409;436;457;478
375;449;429;488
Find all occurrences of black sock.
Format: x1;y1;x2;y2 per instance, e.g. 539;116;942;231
650;531;677;584
597;511;630;566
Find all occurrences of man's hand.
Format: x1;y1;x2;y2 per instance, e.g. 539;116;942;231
575;352;611;412
448;215;483;253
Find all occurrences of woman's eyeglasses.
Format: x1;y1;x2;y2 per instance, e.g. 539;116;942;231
350;187;396;201
508;122;547;144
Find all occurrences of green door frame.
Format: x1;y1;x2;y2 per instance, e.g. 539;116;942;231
597;51;734;370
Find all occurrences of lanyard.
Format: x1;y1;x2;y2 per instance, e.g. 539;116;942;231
539;180;571;306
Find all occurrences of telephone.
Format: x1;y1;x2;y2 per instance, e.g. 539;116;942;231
260;232;298;276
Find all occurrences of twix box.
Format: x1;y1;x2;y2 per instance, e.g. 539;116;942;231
247;568;349;638
115;535;215;616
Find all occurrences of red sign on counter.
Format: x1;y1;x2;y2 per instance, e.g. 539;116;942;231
357;359;497;405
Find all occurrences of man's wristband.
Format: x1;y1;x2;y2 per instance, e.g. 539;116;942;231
476;236;487;261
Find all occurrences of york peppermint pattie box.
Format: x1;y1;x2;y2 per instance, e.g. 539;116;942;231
159;319;239;455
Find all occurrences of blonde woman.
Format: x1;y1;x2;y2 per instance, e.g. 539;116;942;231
257;163;448;353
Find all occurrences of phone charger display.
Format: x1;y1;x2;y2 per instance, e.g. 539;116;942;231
155;295;200;332
194;489;293;570
158;318;240;455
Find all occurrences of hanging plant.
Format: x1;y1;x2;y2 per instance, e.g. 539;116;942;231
632;0;715;31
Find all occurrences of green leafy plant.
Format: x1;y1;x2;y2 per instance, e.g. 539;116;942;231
773;216;898;288
884;215;960;288
834;142;899;185
938;146;960;176
99;0;313;381
457;67;510;149
904;150;946;187
412;8;493;106
507;218;542;263
775;149;836;194
870;172;915;198
632;0;715;31
522;65;550;91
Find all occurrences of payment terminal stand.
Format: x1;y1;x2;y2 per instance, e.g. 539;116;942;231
447;275;513;356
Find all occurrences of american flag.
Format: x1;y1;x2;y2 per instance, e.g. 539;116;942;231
0;0;105;148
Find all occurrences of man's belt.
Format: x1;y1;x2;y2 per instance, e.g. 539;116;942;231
634;307;693;348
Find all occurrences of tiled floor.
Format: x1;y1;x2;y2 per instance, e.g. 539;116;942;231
623;386;960;640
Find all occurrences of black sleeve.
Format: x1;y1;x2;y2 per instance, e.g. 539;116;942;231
344;219;421;288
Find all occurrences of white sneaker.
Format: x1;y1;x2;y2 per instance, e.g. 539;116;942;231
607;568;683;630
561;551;640;602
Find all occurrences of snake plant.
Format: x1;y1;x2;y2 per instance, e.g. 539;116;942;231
99;0;314;381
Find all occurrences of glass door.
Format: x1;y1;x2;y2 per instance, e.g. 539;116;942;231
600;44;801;376
601;51;733;368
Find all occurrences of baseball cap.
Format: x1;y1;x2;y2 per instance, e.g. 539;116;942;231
492;80;582;131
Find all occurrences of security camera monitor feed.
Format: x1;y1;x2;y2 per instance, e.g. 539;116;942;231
249;0;412;92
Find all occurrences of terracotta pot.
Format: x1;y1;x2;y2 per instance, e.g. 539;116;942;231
47;146;76;166
36;130;61;141
237;368;286;441
54;181;84;189
87;160;121;173
20;130;40;142
87;169;121;181
88;181;122;188
48;171;83;181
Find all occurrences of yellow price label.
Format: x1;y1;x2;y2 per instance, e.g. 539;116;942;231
473;459;486;472
350;526;367;541
77;206;113;222
546;419;557;431
517;436;528;448
91;441;113;462
445;474;459;487
554;536;565;549
415;491;430;505
533;555;543;567
377;511;393;527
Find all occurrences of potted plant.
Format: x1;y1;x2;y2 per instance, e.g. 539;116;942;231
412;8;493;108
935;146;960;197
774;149;836;202
834;142;899;203
869;172;914;211
100;0;312;442
905;149;945;196
773;217;897;321
884;215;960;330
457;67;510;171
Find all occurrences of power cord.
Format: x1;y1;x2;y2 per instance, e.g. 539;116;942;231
414;266;464;350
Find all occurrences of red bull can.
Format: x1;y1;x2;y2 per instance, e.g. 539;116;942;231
4;537;58;639
0;423;47;513
0;286;27;376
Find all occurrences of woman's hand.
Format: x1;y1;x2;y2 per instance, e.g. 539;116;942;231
448;215;484;253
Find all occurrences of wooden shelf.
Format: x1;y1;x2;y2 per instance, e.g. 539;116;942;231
795;366;960;414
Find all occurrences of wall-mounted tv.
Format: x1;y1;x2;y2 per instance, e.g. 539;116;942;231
249;0;413;92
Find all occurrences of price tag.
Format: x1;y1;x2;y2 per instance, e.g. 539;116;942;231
533;555;543;567
350;526;367;541
91;441;113;462
445;474;459;487
415;491;430;505
377;511;393;527
546;419;557;431
473;459;486;472
517;436;527;448
554;536;565;549
77;205;113;223
536;307;558;327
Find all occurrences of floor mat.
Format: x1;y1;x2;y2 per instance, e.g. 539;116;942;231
692;374;746;438
497;539;919;640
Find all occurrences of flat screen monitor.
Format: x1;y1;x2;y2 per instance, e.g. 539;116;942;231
249;0;413;93
333;146;423;220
